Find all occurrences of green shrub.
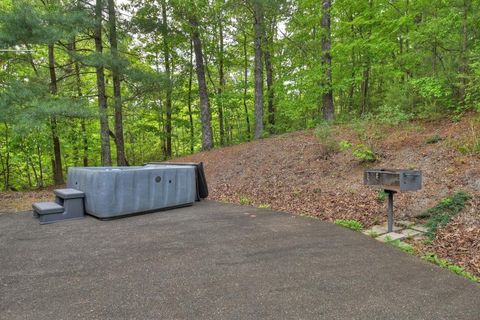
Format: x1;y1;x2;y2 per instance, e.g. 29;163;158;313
258;203;271;209
239;196;252;205
376;104;412;126
334;219;363;231
420;191;471;240
315;123;340;158
315;122;333;140
352;144;376;162
339;140;352;150
426;134;443;144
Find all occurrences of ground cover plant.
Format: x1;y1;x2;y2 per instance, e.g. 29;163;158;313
334;219;363;231
419;192;471;240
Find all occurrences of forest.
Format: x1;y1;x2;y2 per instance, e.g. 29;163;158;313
0;0;479;190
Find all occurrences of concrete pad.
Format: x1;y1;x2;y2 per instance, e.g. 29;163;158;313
396;220;415;228
376;232;407;242
411;225;428;233
365;223;402;236
400;229;422;238
0;201;479;319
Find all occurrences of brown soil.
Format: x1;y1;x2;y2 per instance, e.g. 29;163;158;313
1;115;479;275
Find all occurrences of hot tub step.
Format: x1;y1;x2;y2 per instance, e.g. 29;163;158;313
32;198;84;225
32;202;64;215
54;188;85;200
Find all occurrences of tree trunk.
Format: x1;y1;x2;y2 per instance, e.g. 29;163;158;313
36;141;44;188
3;123;10;191
69;39;89;167
161;0;173;157
459;0;469;105
190;16;214;151
188;38;195;153
252;0;264;139
95;0;112;166
48;43;65;185
348;47;356;112
264;29;275;133
242;31;251;140
107;0;126;165
321;0;334;121
361;65;370;115
217;4;226;146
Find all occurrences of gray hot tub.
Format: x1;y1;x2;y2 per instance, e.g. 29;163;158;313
67;165;196;219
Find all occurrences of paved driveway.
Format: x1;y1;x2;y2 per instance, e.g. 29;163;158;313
0;201;479;319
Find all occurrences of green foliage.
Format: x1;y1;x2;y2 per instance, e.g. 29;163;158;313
352;144;376;162
376;190;387;203
258;203;271;209
420;192;471;240
422;253;480;283
239;196;252;205
375;104;412;126
315;122;333;140
366;230;379;238
384;237;414;254
334;219;363;231
315;123;340;157
426;134;443;144
339;140;352;150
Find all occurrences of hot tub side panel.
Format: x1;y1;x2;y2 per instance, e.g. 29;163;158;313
67;167;196;218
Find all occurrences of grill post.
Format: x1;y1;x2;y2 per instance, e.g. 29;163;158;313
364;169;421;234
385;189;396;233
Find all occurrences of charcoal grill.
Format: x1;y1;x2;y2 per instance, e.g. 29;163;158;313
364;169;422;232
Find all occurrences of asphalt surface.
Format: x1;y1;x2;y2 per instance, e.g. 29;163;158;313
0;200;479;319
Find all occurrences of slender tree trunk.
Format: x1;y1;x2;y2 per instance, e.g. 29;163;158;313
26;150;38;188
69;39;89;167
188;38;195;153
264;18;275;133
95;0;112;166
3;123;10;191
217;4;226;146
161;0;173;157
190;16;214;151
36;141;44;188
243;31;251;140
154;53;167;159
321;0;334;121
460;0;469;105
348;46;355;112
361;65;370;115
107;0;127;165
48;44;65;184
252;0;264;139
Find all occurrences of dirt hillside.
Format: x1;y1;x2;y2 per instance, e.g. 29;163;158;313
178;116;480;276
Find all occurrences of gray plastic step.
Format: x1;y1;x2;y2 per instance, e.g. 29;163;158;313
32;202;64;215
54;188;85;199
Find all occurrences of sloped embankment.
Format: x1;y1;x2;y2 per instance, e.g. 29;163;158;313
179;116;480;276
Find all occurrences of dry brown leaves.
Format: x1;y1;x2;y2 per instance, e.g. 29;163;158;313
426;195;480;276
